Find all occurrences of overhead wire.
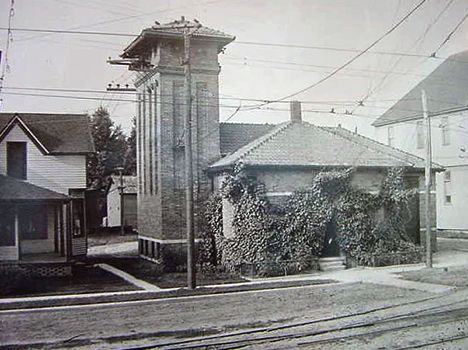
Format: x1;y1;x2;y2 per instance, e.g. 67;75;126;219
351;0;457;114
238;0;429;112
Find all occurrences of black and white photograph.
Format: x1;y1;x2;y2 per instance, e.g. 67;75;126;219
1;0;468;348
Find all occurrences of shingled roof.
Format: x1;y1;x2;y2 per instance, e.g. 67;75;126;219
373;50;468;127
209;121;440;171
0;113;94;154
220;122;275;156
0;175;70;201
122;17;235;58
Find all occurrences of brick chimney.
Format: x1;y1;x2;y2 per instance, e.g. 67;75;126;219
290;100;302;123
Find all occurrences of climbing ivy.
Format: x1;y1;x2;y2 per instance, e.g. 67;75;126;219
200;165;421;275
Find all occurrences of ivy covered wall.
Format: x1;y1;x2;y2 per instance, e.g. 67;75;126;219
201;165;425;275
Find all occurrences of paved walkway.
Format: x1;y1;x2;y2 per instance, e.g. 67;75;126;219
87;241;137;256
248;248;468;293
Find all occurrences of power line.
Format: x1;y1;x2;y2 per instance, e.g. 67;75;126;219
433;10;468;55
352;0;458;113
0;22;448;60
0;0;15;109
2;86;435;110
5;85;468;117
241;0;429;111
233;41;437;59
14;0;225;43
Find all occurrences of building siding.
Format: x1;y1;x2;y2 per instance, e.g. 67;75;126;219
0;124;87;194
375;111;468;233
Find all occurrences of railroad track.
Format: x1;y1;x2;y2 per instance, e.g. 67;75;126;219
123;292;468;350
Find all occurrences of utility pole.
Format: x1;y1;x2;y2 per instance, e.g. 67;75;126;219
183;25;196;290
421;89;432;268
115;166;126;236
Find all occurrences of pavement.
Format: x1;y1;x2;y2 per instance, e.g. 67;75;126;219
87;241;138;256
1;238;467;311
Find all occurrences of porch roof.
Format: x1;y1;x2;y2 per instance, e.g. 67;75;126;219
0;175;70;202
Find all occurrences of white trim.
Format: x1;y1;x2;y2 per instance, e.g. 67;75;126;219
138;235;202;244
0;116;50;154
265;192;293;197
140;254;161;264
97;263;160;292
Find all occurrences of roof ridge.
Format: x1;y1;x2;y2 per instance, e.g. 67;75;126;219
220;122;274;126
320;126;415;165
211;122;290;168
321;126;439;168
239;122;292;162
0;112;87;116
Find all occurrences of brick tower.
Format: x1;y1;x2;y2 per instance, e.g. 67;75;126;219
115;18;234;266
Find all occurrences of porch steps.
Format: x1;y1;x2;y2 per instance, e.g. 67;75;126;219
318;257;346;272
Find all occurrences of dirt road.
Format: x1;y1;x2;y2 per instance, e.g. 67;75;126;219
0;282;430;349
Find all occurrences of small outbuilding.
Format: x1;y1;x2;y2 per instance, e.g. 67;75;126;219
106;175;138;230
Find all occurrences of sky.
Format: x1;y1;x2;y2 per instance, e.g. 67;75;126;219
0;0;467;137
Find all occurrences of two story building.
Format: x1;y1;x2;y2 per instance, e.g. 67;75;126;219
373;50;468;237
0;113;94;275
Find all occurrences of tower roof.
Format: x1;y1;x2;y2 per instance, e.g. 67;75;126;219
121;17;235;58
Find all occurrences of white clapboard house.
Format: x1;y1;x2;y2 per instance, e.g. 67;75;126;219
0;113;94;275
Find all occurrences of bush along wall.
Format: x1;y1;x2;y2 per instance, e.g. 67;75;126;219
200;165;422;276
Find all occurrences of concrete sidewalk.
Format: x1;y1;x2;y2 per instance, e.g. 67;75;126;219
1;242;467;310
87;241;138;256
250;248;468;293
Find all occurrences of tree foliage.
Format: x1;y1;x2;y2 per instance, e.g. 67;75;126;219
123;117;137;176
87;107;130;189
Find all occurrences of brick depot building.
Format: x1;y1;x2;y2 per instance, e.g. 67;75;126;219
115;18;438;265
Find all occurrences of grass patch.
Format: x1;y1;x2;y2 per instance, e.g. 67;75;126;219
0;265;140;298
397;266;468;287
89;257;246;288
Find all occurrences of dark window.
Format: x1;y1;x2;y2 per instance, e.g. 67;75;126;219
19;205;48;240
0;206;15;246
72;199;84;237
7;142;27;179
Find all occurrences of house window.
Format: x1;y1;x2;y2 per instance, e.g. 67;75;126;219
72;199;84;237
416;121;424;149
387;126;394;146
0;206;15;246
443;171;452;205
7;142;27;179
19;205;48;240
441;116;450;146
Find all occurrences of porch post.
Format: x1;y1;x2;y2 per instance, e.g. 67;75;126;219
60;203;66;256
54;205;59;253
14;205;20;260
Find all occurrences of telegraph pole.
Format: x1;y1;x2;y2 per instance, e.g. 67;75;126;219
421;89;432;268
115;166;126;236
181;21;201;290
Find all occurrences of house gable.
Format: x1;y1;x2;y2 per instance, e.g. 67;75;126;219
0;115;49;155
0;123;87;194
